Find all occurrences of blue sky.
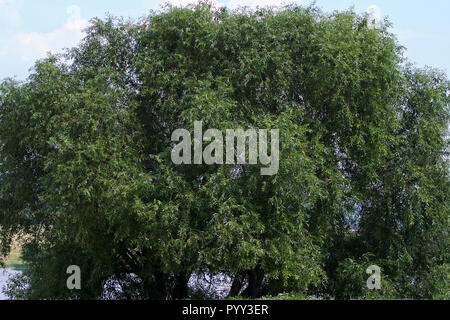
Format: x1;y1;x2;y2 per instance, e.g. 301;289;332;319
0;0;449;80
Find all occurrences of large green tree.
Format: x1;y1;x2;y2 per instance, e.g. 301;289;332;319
1;3;448;299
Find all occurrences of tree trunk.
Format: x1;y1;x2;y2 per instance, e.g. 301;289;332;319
142;272;167;299
172;272;190;300
154;272;167;299
241;265;265;298
228;272;245;297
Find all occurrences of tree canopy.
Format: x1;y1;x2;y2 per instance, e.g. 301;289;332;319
0;3;448;300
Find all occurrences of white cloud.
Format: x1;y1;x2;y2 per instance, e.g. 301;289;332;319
10;5;88;62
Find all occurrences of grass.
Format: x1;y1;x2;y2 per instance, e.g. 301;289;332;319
226;293;319;300
3;240;27;271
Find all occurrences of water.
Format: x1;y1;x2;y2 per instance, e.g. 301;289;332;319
0;269;21;300
101;272;232;299
0;269;232;300
189;273;232;299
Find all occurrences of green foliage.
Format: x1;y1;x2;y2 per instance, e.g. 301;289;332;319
0;2;448;300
